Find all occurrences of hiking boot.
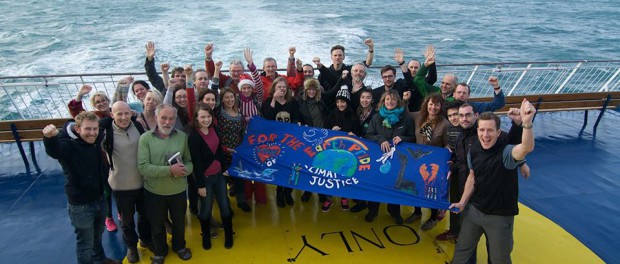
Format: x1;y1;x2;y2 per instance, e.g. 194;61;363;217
391;214;404;225
284;192;294;206
301;191;312;202
421;219;438;230
350;203;367;213
276;192;285;208
437;209;446;221
105;217;117;232
321;200;333;212
237;202;251;212
364;211;377;222
126;248;139;263
150;256;164;264
341;199;349;210
176;248;192;261
436;230;458;241
404;213;422;224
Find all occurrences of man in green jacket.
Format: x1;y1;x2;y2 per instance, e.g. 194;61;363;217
138;104;193;264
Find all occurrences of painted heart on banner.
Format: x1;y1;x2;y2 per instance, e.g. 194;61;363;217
256;145;281;163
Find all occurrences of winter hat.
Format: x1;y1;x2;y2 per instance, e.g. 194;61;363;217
238;76;255;89
335;86;350;103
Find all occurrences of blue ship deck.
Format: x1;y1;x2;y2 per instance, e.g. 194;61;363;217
1;110;618;264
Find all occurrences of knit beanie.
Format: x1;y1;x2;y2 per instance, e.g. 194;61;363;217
335;86;351;103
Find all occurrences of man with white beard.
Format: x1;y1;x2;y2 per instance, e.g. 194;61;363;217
138;104;194;264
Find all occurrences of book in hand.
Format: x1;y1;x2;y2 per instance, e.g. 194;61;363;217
167;152;183;166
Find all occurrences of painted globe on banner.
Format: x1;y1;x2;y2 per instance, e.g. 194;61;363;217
312;149;357;177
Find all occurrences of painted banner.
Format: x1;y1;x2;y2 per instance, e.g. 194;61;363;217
228;117;451;210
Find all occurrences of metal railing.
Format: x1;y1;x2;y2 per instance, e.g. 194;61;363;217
1;60;619;120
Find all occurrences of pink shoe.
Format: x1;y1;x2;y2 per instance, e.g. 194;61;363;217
105;217;118;232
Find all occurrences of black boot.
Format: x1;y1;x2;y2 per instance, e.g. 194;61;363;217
223;216;234;249
276;187;285;208
199;219;212;250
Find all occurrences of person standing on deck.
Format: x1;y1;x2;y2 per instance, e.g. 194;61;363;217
100;101;152;263
42;111;121;264
315;39;375;91
450;99;536;264
138;104;193;264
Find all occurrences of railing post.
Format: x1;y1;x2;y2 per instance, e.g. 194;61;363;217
466;65;479;85
509;64;532;96
599;67;620;92
555;62;583;93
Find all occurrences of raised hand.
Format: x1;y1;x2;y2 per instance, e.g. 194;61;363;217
146;41;155;60
342;70;349;80
184;64;193;78
364;38;374;49
161;63;170;73
394;48;405;64
352;78;363;93
204;42;214;58
296;58;303;70
488;76;500;89
312;57;322;68
520;98;536;125
118;76;133;86
243;48;253;65
78;85;93;98
42;124;59;138
507;107;523;125
289;47;296;57
403;91;411;101
215;61;223;70
423;44;435;66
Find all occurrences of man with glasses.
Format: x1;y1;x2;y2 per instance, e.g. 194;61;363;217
371;48;415;108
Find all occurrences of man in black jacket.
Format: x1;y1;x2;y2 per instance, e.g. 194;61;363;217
43;111;120;264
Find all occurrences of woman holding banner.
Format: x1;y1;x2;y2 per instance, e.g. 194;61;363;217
405;93;449;230
261;77;301;207
365;90;415;224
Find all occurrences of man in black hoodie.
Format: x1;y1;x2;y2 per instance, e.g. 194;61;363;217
43;111;120;264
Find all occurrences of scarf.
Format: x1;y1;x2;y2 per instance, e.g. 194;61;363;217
420;121;433;142
379;106;404;128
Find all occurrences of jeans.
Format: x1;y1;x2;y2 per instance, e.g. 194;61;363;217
113;189;151;249
144;190;187;256
67;197;107;264
198;173;231;221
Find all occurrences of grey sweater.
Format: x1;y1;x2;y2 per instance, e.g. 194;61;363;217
107;122;143;191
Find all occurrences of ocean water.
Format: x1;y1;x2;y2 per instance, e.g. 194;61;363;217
0;0;619;76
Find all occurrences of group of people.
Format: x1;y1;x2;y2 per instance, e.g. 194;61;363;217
44;39;536;264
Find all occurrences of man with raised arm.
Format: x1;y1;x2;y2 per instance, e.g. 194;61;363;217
42;111;120;264
138;104;193;264
316;38;375;90
372;48;414;106
453;76;506;113
400;45;439;111
450;99;536;264
319;62;369;110
144;41;176;95
204;42;251;94
413;45;458;101
257;47;305;100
